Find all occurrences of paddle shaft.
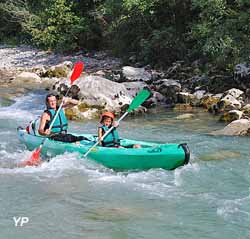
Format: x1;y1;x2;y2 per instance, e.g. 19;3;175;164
83;111;129;157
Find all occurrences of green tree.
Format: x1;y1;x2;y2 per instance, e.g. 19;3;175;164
103;0;193;67
190;0;250;70
0;0;30;43
24;0;83;51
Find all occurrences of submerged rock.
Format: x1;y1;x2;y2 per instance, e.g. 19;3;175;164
200;150;241;161
176;113;195;120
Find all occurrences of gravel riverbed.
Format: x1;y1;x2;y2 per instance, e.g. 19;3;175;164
0;44;121;71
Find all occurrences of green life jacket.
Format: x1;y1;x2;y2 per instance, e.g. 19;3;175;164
45;108;68;133
100;125;120;147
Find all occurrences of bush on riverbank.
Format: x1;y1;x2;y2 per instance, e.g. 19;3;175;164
0;0;250;71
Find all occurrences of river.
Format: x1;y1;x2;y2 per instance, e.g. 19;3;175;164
0;90;249;239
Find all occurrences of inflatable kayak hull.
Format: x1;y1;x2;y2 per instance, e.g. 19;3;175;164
17;128;190;170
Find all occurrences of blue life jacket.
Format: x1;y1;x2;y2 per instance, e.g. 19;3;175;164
45;108;68;133
100;125;120;147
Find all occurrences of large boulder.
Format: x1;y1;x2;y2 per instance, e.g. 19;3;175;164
65;106;99;120
0;68;16;87
206;88;244;114
177;92;197;105
210;119;250;136
193;90;206;100
234;63;250;90
15;72;41;84
13;72;51;90
200;94;221;109
223;88;244;99
242;104;250;114
121;81;148;98
219;110;243;122
54;75;133;114
235;63;250;77
147;91;166;107
121;66;152;83
154;79;181;106
42;61;72;78
218;94;242;111
77;76;132;112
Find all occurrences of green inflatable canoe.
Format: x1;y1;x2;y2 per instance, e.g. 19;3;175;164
17;128;190;170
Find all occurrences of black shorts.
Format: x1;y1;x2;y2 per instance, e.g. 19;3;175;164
50;133;89;143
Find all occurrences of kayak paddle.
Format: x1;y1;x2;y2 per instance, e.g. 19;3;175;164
22;61;84;166
83;89;151;157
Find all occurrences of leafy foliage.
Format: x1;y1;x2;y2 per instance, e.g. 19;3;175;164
190;0;250;69
0;0;249;70
23;0;82;51
0;0;30;42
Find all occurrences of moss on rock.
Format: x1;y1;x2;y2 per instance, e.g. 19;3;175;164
200;95;220;109
43;67;68;78
173;103;193;112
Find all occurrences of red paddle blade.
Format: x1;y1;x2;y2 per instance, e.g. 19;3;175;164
70;61;84;85
21;147;42;167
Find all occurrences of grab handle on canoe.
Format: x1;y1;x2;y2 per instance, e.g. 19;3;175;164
178;143;190;164
147;146;162;153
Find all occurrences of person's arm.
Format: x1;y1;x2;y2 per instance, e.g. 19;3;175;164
98;127;103;146
112;121;119;128
38;112;51;136
62;97;79;108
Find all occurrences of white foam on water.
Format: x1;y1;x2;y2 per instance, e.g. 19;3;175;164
0;141;7;150
0;93;203;199
0;93;44;122
0;107;34;121
217;195;250;226
0;149;32;167
0;151;91;176
88;167;185;198
174;162;200;186
90;168;169;183
0;130;14;136
0;142;199;200
84;154;202;198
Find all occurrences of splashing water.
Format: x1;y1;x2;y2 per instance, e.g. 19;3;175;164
0;92;249;238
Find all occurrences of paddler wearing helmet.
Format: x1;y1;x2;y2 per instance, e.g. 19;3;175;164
98;112;121;147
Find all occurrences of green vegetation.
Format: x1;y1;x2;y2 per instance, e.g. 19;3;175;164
0;0;249;71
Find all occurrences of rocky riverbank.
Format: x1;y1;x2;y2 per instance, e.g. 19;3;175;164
1;45;250;136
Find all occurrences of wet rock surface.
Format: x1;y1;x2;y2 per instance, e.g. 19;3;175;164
1;45;250;135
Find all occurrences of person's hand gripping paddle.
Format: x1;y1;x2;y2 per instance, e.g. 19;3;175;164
21;62;84;166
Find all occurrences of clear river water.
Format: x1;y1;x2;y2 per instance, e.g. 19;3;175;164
0;90;249;239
